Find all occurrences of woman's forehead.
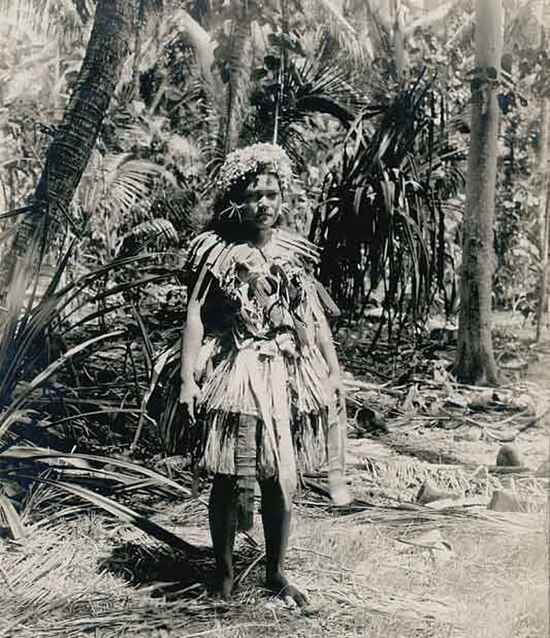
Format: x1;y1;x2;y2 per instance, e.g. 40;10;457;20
246;173;280;191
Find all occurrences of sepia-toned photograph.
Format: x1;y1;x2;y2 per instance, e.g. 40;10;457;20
0;0;548;636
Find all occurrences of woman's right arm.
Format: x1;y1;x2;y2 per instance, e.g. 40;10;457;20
179;278;209;420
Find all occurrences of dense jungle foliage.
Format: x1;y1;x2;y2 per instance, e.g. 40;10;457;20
0;0;548;540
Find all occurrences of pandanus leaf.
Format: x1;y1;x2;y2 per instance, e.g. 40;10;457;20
0;331;123;438
12;474;200;556
1;446;191;497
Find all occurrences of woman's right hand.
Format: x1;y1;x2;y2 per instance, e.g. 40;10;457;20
179;379;201;422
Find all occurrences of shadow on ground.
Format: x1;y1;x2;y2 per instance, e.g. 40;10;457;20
99;540;262;600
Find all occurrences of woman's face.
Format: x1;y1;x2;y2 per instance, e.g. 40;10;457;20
241;173;282;230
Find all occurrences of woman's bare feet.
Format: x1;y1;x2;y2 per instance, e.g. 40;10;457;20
211;569;234;599
266;572;308;607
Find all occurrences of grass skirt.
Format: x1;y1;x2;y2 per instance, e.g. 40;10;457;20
194;337;331;524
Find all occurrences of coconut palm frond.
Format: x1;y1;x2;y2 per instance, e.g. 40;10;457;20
314;0;356;35
77;154;176;223
168;7;216;82
304;0;367;63
116;218;179;255
9;473;201;555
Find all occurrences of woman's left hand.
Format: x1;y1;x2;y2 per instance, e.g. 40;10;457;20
326;373;345;409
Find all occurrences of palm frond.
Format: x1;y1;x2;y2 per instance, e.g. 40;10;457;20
0;0;86;47
303;0;366;63
78;154;177;221
12;474;201;555
167;7;216;81
1;447;191;497
246;46;365;165
116;218;179;255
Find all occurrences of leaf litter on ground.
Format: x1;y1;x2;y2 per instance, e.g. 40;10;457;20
1;327;548;637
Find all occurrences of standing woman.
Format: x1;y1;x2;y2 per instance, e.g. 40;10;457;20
179;143;349;606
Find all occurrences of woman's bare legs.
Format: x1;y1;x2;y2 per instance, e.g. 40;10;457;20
209;474;307;605
209;473;238;598
259;477;308;607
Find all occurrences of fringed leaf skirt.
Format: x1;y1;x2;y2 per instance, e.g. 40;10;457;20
193;337;332;527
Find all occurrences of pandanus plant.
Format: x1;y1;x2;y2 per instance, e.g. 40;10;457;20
0;234;199;554
312;73;464;348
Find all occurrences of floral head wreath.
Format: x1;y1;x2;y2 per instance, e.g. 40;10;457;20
216;143;293;196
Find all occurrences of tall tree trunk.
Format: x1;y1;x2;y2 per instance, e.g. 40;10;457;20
453;0;502;385
535;1;549;343
536;181;550;342
1;0;133;291
132;0;146;100
392;0;406;78
218;0;252;157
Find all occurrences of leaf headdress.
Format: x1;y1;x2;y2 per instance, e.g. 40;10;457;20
216;143;294;197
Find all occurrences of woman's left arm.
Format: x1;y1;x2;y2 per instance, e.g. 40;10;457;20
315;307;345;407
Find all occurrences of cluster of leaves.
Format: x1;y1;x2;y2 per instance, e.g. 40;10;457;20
0;232;193;543
313;75;465;348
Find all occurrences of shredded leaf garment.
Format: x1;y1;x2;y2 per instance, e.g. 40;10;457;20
185;228;343;529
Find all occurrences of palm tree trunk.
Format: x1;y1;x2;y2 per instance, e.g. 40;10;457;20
2;0;133;292
536;177;550;343
219;0;252;156
132;1;146;100
453;0;502;385
535;1;549;343
392;0;406;78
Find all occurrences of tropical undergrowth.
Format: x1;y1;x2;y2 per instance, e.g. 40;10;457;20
312;73;464;353
2;0;544;560
0;221;193;547
0;18;467;548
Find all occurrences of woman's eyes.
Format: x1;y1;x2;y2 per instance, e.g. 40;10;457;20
246;191;279;202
